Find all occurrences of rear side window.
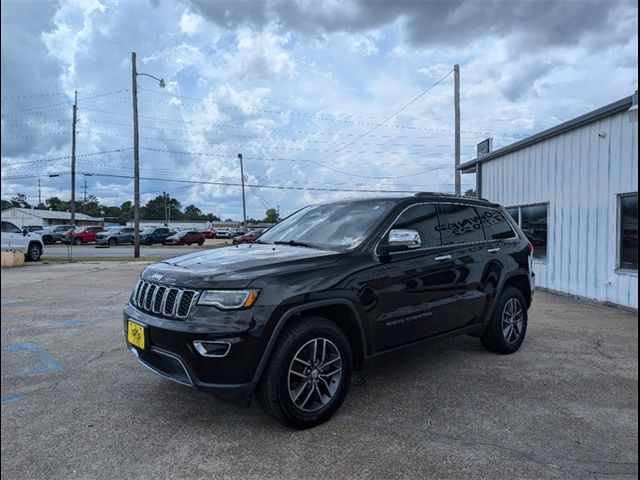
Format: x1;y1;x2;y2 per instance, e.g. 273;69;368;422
437;204;485;244
390;203;441;247
476;207;516;240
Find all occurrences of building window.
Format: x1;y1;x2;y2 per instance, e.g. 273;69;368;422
619;193;638;270
507;203;548;261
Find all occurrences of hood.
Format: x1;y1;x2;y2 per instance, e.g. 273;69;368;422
142;243;339;288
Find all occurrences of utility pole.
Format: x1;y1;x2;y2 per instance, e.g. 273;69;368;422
38;179;42;206
238;153;247;226
83;179;87;203
70;90;78;225
163;191;168;226
132;52;141;258
454;64;461;195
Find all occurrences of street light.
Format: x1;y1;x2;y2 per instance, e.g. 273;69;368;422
131;51;165;258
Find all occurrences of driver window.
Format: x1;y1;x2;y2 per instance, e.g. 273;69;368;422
389;204;442;247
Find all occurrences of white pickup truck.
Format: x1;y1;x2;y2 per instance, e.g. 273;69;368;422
1;220;44;261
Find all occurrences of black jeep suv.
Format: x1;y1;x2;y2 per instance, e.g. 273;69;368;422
124;194;535;428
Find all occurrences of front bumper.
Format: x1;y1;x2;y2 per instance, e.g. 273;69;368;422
123;303;273;406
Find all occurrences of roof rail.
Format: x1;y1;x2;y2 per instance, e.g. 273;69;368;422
413;191;463;197
412;191;493;202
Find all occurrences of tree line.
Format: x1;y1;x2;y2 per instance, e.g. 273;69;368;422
2;193;279;224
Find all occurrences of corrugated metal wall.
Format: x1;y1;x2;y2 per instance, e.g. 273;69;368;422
481;110;638;308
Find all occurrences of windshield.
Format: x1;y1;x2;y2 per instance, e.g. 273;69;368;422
259;200;396;251
141;228;155;234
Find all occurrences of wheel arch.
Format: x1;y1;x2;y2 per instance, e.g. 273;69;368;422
483;271;533;325
503;274;532;308
251;299;367;388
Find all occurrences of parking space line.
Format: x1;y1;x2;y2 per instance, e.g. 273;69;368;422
2;342;61;377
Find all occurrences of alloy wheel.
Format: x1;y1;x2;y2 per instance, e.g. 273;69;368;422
287;338;343;412
501;298;524;343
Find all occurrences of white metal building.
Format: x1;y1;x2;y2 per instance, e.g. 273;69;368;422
0;208;104;228
460;93;638;308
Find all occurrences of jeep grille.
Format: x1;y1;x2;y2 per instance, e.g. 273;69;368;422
131;280;198;320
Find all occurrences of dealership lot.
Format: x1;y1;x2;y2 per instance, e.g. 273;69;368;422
41;238;229;260
1;262;637;479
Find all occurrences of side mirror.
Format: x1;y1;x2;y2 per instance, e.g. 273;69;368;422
379;229;422;255
22;228;28;236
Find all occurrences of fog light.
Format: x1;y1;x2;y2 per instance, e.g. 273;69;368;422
193;341;231;357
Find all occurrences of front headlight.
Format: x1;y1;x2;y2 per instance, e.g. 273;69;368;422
197;289;260;310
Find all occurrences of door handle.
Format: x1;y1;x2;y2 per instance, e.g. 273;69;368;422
487;248;501;253
434;254;452;261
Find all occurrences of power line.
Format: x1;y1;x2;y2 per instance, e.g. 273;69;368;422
1;103;71;117
313;69;453;164
1;148;133;168
5;170;425;194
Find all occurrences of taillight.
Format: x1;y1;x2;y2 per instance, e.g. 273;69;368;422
526;242;534;255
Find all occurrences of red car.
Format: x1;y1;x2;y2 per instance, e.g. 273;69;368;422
63;225;105;244
165;230;205;246
200;228;217;239
232;230;261;245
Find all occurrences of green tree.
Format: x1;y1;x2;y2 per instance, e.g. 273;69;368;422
464;189;477;198
264;208;278;223
141;195;182;221
9;193;30;208
1;199;11;210
205;213;221;222
183;204;205;220
81;195;102;217
120;201;133;219
45;196;68;211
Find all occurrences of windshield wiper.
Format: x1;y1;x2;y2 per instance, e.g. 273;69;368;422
249;239;270;244
274;240;322;249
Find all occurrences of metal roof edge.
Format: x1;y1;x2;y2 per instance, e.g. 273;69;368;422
459;94;634;172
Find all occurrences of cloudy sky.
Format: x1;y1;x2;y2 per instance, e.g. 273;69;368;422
1;0;637;220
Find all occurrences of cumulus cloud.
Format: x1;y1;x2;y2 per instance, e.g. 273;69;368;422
190;0;636;53
1;0;638;217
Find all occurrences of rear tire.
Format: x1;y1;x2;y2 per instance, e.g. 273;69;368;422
74;238;82;245
42;236;53;245
257;316;352;429
480;286;528;354
197;239;204;246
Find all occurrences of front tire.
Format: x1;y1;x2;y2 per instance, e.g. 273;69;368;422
108;238;117;246
257;316;352;429
74;237;82;245
26;243;42;262
481;286;528;354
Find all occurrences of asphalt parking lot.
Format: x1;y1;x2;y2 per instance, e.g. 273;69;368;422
1;262;638;479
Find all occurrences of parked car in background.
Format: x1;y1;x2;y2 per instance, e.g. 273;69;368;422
231;229;247;238
62;225;105;245
215;228;232;239
39;225;72;245
232;229;262;245
1;220;44;261
164;230;205;246
95;226;135;246
139;227;175;245
200;228;217;239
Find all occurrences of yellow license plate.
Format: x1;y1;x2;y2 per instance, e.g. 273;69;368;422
127;320;146;350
